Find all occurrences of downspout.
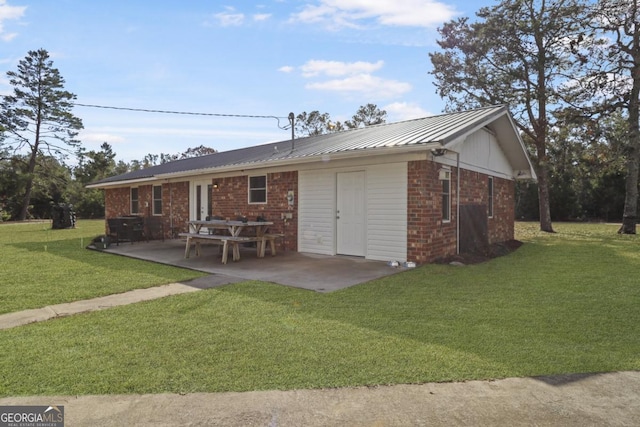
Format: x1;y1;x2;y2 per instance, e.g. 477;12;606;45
456;152;460;255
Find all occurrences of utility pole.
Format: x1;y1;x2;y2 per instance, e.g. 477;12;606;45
288;112;295;151
288;112;294;141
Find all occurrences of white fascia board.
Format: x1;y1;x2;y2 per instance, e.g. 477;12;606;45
85;177;157;189
157;143;444;181
504;113;537;181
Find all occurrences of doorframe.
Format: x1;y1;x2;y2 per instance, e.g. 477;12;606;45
190;179;212;221
336;170;367;257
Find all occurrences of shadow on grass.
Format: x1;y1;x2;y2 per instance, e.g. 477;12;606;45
533;372;606;386
216;240;640;380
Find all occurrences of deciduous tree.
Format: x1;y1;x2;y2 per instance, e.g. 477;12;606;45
429;0;589;232
575;0;640;233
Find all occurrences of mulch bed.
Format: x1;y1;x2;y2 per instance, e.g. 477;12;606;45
435;240;523;265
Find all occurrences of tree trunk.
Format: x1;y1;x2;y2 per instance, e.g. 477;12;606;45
619;54;640;235
18;111;41;221
535;127;554;233
18;176;34;221
537;164;554;232
618;109;640;234
18;151;38;221
618;151;639;234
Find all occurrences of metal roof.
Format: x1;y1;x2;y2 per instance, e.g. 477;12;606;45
89;105;532;187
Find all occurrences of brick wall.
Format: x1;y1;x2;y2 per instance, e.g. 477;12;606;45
489;175;515;242
104;162;513;261
459;169;515;244
407;160;457;263
211;171;298;252
105;173;297;250
407;160;515;263
104;187;130;219
167;181;189;237
104;181;189;240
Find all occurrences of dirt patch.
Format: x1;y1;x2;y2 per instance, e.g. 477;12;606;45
436;240;523;265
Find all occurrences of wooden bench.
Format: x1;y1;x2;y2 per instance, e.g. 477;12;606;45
259;233;285;257
178;233;261;264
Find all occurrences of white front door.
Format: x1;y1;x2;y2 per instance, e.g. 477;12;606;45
336;171;366;256
191;180;212;221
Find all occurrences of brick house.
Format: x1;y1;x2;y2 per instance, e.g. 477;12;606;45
88;105;536;264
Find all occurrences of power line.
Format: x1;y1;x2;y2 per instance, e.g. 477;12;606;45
72;102;293;130
73;102;287;120
0;95;294;129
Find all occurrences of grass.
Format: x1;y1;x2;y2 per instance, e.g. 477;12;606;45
0;220;206;314
0;221;639;396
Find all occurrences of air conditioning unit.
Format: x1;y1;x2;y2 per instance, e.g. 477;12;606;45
438;169;451;180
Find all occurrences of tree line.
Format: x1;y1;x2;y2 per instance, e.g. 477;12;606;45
430;0;639;233
0;48;386;222
1;0;639;234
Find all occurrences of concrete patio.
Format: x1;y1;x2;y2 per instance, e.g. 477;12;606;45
96;238;405;292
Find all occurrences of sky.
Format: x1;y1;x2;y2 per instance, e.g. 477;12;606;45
0;0;494;163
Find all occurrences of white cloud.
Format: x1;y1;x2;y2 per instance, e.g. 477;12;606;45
1;32;16;41
0;0;26;41
278;65;294;73
214;7;245;27
383;102;431;121
209;7;271;27
301;59;384;77
0;0;25;20
307;74;411;99
79;131;126;144
291;59;411;99
253;13;271;22
291;0;457;29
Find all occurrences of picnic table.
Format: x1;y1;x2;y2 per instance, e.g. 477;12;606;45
179;219;279;264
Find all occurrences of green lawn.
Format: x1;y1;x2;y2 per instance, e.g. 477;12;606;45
0;220;205;314
0;221;639;396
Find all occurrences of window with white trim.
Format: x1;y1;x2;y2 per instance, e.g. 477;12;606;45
442;174;451;222
249;175;267;204
130;187;139;215
153;185;162;215
488;177;494;217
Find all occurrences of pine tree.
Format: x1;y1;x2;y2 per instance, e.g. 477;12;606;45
0;49;83;220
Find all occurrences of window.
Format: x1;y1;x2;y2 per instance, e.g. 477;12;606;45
249;175;267;204
130;188;139;215
442;174;451;222
488;177;494;218
153;185;162;215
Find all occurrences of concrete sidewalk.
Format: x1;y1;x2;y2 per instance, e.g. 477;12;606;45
0;280;222;330
1;371;638;426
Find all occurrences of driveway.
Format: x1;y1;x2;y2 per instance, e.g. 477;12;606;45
99;239;403;292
